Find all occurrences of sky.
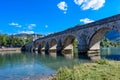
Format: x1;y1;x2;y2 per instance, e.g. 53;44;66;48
0;0;120;35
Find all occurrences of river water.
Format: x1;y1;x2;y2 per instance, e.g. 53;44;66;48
0;47;120;80
101;47;120;60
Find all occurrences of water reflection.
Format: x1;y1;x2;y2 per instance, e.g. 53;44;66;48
88;52;101;61
37;50;74;59
87;47;120;61
0;47;120;79
101;47;120;60
0;52;90;80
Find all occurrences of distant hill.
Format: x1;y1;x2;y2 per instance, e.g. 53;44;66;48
11;33;44;40
14;33;44;37
105;30;120;42
9;30;120;42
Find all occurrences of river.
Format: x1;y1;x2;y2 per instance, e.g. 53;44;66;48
101;47;120;60
0;47;120;80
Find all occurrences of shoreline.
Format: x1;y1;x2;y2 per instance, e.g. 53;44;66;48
0;48;21;54
0;47;21;51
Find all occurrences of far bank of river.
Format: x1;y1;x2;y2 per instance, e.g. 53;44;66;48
0;48;21;54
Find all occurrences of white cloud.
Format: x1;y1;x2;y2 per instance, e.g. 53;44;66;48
19;31;34;34
57;1;68;14
74;0;84;5
74;0;105;10
64;11;67;14
28;24;36;30
45;25;48;28
80;18;94;24
9;22;22;28
82;0;105;10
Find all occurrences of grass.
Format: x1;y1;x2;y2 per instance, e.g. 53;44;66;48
51;60;120;80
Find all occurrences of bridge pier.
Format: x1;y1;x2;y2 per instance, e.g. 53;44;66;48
21;45;26;52
38;45;41;53
87;49;101;61
56;46;63;56
77;44;101;60
45;42;49;54
30;46;35;53
56;39;63;56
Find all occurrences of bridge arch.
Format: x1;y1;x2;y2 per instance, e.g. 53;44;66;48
49;38;57;51
88;27;112;51
34;41;40;50
41;40;46;52
38;43;42;53
30;43;35;52
63;35;78;57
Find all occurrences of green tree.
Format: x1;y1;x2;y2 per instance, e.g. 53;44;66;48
100;37;120;47
0;34;32;47
0;34;8;46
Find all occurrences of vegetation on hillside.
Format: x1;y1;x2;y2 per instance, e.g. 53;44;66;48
14;33;44;38
51;60;120;80
100;37;120;47
0;34;31;47
72;39;78;58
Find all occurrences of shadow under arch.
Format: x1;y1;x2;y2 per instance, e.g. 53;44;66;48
56;39;63;56
38;43;42;53
30;45;35;53
33;41;40;52
49;38;57;54
63;35;78;58
41;40;46;53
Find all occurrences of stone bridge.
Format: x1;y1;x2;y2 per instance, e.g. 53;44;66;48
22;14;120;57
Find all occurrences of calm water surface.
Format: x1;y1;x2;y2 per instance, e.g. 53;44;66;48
0;52;89;80
0;47;120;80
101;47;120;60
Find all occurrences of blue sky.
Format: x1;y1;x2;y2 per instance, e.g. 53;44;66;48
0;0;120;35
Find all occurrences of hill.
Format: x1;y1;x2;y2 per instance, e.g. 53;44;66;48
105;30;120;42
12;33;44;40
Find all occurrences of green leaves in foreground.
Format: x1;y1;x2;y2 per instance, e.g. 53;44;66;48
52;60;120;80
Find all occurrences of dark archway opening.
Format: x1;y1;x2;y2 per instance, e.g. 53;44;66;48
41;41;46;54
45;42;49;55
50;39;57;52
34;41;39;53
38;44;41;53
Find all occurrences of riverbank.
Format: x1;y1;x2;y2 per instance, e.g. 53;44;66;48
51;60;120;80
0;48;21;54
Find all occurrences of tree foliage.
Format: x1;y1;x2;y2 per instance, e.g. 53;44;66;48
100;37;120;47
0;34;31;47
